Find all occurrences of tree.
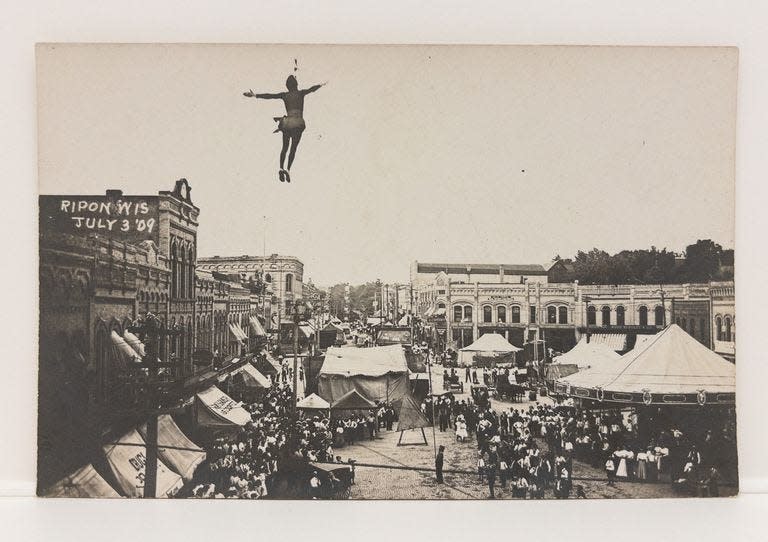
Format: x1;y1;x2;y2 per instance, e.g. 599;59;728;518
680;239;723;282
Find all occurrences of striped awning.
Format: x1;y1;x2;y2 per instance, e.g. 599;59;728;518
249;316;267;337
229;323;246;343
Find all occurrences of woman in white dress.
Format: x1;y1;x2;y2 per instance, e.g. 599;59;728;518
455;414;468;442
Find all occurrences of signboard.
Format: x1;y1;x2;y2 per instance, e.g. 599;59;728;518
40;194;160;245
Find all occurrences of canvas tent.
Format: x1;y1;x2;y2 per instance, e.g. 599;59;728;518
395;392;430;446
458;333;521;366
194;385;252;428
551;337;621;370
331;389;377;410
556;324;736;405
43;463;121;498
138;414;206;482
102;428;184;498
318;345;410;404
234;363;271;389
297;392;331;410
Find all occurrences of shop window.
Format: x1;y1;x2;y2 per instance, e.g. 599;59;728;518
616;306;625;326
464;306;473;322
638;306;648;327
587;306;596;326
497;306;507;323
601;306;611;326
547;306;557;324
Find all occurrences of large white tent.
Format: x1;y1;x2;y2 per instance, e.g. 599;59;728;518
318;345;409;404
552;337;622;369
458;333;521;366
43;463;121;498
556;325;735;405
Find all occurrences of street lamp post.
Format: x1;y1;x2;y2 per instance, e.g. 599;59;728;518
127;312;183;499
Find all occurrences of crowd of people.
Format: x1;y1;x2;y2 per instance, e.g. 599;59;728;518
189;381;334;499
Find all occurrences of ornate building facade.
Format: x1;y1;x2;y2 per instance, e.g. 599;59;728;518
197;254;304;329
413;263;734;361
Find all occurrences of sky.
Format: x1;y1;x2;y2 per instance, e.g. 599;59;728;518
37;44;737;286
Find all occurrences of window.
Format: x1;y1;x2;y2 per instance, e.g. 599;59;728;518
511;306;521;323
529;305;536;324
547;306;557;324
587;306;596;326
265;273;272;283
680;318;687;331
285;273;293;293
464;306;473;322
700;318;707;342
437;302;446;309
438;289;446;295
558;306;568;324
654;306;665;326
483;306;492;323
601;306;611;326
453;306;463;323
497;306;507;323
724;316;732;342
689;318;696;336
638;306;648;327
616;306;625;326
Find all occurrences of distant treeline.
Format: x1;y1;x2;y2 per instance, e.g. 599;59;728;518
556;239;733;285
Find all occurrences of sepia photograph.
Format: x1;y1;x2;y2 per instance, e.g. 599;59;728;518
36;43;738;500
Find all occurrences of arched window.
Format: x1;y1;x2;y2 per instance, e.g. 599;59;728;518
464;306;473;322
437;302;446;309
511;306;521;324
285;273;293;293
654;306;665;326
724;316;732;342
265;273;272;283
715;316;722;341
587;306;596;326
601;306;611;326
497;306;507;323
547;306;557;324
483;306;492;323
453;306;463;323
638;306;648;327
558;306;568;324
616;306;625;326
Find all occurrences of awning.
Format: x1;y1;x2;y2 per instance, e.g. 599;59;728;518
249;316;267;337
110;330;141;363
586;333;627;352
123;331;146;358
236;323;249;341
297;392;330;410
43;463;121;498
299;325;314;339
229;323;245;343
434;308;446;316
236;364;271;389
195;385;252;428
138;414;206;482
424;307;435;317
102;428;183;498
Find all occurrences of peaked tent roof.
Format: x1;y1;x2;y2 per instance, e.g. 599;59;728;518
138;414;206;482
560;324;735;397
43;463;121;498
460;333;522;353
396;393;430;431
237;364;272;388
331;389;377;410
320;345;409;377
552;337;621;369
297;393;331;410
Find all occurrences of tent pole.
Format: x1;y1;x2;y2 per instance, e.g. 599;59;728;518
426;356;437;460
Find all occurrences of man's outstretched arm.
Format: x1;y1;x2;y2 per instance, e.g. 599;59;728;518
302;83;326;95
243;89;283;99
